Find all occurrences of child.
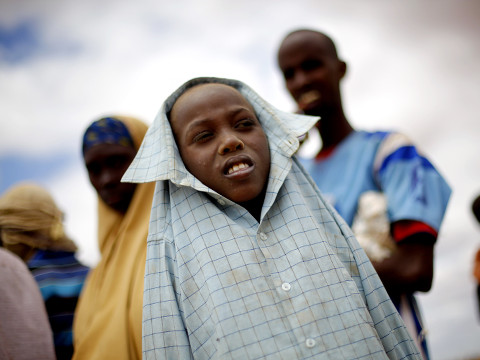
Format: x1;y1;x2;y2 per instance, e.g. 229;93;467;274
122;77;422;359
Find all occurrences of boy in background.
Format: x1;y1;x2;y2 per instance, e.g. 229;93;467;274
276;29;451;359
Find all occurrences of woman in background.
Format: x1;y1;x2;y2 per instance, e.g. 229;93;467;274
73;116;155;360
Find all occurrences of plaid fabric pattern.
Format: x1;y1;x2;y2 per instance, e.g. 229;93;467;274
123;77;421;360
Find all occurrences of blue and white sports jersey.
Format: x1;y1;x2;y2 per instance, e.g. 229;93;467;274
300;130;451;230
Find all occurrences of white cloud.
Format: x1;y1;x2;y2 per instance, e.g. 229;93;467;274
45;161;100;267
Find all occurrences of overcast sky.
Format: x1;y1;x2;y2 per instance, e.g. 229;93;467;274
1;1;480;359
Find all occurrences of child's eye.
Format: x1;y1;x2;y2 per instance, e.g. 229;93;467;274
235;119;255;129
193;131;213;143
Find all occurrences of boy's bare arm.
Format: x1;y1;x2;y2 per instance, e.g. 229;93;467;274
371;235;435;300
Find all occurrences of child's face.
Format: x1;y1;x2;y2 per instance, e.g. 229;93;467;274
170;83;270;204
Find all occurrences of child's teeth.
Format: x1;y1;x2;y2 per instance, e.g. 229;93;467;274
228;163;248;174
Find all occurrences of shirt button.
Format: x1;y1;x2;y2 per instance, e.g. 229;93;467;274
305;338;316;348
281;282;291;291
259;232;267;241
217;199;225;205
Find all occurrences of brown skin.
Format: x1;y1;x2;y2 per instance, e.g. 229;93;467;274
84;143;138;214
169;83;271;222
278;29;434;299
371;239;434;301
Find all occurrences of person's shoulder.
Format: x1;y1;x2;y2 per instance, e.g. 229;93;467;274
362;129;394;139
0;248;33;280
0;248;26;269
364;129;418;148
354;129;393;145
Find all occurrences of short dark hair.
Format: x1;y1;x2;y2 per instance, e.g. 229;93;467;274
280;29;339;59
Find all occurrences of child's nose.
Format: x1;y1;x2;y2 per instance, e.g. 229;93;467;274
218;135;244;155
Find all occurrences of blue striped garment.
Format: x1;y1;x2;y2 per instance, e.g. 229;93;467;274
299;130;451;229
28;249;89;360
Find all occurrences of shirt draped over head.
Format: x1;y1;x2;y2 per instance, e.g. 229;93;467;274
73;116;155;360
123;77;422;360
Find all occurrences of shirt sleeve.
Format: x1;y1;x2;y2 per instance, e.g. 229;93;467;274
391;220;437;243
373;132;451;232
143;238;193;360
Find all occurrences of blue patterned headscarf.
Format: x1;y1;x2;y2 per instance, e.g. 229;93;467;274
82;117;135;154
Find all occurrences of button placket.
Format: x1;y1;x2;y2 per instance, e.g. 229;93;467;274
305;338;316;348
281;282;291;292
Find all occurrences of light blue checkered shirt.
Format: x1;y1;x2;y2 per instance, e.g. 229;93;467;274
123;78;421;360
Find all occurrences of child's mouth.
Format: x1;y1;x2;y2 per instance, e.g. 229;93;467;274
227;162;250;175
